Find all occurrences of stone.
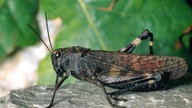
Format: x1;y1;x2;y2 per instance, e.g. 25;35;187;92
0;73;192;108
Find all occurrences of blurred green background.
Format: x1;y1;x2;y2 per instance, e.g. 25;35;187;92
0;0;192;85
0;0;39;61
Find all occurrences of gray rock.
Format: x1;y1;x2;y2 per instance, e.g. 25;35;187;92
1;73;192;108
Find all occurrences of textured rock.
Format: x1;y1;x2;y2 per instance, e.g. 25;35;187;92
0;73;192;108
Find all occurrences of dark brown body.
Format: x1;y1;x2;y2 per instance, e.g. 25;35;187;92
52;46;188;92
45;29;188;108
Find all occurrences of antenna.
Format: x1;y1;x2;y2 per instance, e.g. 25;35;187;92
45;12;53;51
28;24;52;53
27;12;54;53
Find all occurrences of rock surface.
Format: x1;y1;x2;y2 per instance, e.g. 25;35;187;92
0;73;192;108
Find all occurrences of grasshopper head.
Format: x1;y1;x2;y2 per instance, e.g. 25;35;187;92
51;48;65;76
51;46;90;77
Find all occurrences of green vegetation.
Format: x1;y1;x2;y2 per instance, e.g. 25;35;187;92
0;0;192;84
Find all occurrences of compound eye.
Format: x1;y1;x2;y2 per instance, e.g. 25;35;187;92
55;52;61;58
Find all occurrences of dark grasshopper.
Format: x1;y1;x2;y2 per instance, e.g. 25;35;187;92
28;14;188;108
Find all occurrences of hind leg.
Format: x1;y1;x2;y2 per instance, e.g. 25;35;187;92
118;29;154;55
108;72;169;101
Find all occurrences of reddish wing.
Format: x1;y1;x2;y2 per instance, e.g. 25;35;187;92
83;51;187;80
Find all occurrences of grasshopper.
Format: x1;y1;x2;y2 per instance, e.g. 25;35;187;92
28;13;188;108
